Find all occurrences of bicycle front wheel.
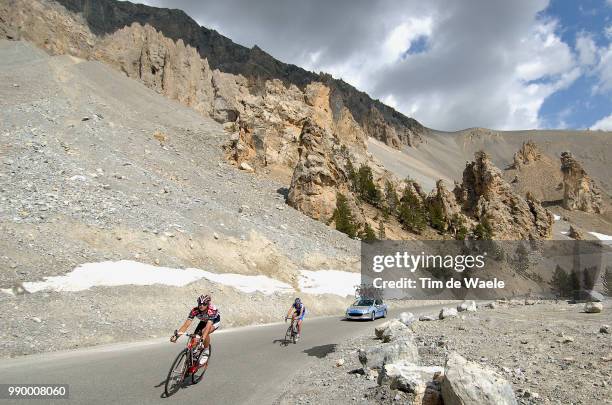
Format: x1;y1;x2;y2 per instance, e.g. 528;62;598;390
192;344;211;384
165;349;188;397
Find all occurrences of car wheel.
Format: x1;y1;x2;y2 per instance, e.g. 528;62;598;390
382;309;387;318
370;311;376;321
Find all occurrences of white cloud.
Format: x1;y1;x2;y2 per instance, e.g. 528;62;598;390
590;113;612;130
593;44;612;93
576;33;597;66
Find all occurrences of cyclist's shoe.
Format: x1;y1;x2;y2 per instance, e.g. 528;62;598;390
296;334;301;341
199;348;210;365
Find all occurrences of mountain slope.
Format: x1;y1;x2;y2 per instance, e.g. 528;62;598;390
54;0;428;146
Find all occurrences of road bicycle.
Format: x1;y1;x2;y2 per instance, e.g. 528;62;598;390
164;330;211;397
284;316;299;344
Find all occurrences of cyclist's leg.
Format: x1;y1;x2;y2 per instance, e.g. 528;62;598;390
296;319;302;336
201;320;213;349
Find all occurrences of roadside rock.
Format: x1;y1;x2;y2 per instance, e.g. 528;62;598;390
457;301;477;312
399;312;416;327
585;302;603;313
375;319;410;343
378;361;444;395
439;307;458;319
583;290;604;302
419;315;438;321
600;325;610;334
441;352;517;405
358;336;419;370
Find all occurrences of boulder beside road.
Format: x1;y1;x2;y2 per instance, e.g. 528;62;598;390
441;352;517;405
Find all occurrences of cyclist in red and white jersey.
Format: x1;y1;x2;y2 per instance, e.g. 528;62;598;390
170;294;220;365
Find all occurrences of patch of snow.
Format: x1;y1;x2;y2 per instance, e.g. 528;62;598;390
589;231;612;241
298;270;360;297
69;175;87;182
553;214;561;221
22;260;293;295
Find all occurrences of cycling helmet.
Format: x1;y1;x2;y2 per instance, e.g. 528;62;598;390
197;294;211;306
294;298;302;305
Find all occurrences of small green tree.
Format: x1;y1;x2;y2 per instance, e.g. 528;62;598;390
378;220;386;240
384;180;400;215
333;193;357;238
360;222;377;242
428;201;446;232
346;160;357;192
568;268;581;295
450;214;468;240
550;265;569;297
356;164;381;206
473;216;493;240
398;185;426;234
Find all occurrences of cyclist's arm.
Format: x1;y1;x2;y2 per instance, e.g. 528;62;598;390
286;307;294;318
177;319;193;334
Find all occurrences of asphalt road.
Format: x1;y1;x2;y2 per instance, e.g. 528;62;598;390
0;304;449;405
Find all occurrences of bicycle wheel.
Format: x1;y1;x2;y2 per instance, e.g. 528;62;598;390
291;325;297;344
192;344;211;384
164;349;188;397
285;325;293;344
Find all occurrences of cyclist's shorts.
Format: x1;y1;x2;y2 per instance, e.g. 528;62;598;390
194;315;221;335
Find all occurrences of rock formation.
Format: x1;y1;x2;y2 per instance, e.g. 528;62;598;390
426;180;466;230
504;141;564;202
287;119;351;222
512;140;541;168
454;152;553;240
560;152;604;214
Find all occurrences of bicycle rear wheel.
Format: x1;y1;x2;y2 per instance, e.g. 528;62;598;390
165;349;188;397
192;344;211;384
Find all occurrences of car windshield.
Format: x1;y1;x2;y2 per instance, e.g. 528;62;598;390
353;299;374;306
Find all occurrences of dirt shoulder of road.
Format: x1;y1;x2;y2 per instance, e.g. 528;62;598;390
274;300;612;405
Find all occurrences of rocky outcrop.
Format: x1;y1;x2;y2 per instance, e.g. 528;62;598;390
504;142;564;202
512;141;541;168
287;120;350;222
441;352;517;405
426;180;467;231
94;23;216;117
567;224;584;240
560;152;604;214
454;152;553;240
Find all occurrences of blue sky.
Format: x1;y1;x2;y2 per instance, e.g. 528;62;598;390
537;0;612;129
145;0;612;131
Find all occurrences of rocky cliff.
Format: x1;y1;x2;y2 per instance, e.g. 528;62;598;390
1;0;426;161
2;0;410;180
287;119;352;222
560;152;604;214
